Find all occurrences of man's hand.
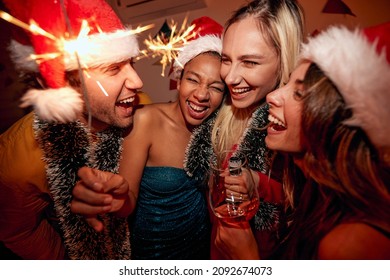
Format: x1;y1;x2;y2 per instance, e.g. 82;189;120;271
70;167;130;232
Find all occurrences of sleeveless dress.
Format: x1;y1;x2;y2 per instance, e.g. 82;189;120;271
130;166;210;259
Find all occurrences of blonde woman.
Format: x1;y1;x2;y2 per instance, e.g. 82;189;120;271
184;0;305;259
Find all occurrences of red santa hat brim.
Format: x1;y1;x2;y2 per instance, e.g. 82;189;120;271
172;16;223;80
172;34;222;79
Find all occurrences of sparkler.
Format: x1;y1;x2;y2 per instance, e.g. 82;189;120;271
0;11;57;40
1;0;156;126
142;17;197;76
0;9;152;97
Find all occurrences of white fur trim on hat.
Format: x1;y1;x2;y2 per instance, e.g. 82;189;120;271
301;26;390;149
20;87;84;123
9;29;139;72
63;29;139;70
172;35;222;79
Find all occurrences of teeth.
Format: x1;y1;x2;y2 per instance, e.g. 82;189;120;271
187;101;207;112
232;88;251;94
119;97;135;104
268;114;286;127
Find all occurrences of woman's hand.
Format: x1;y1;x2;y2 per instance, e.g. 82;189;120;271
224;168;259;201
214;218;260;259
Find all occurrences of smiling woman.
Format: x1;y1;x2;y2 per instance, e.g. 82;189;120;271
266;22;390;259
68;16;226;261
120;17;226;260
266;61;308;154
183;0;305;260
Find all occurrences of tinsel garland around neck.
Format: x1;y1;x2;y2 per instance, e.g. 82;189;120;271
184;104;272;181
183;104;279;231
183;111;218;182
33;114;130;259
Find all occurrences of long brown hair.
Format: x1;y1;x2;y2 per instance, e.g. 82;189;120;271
280;63;390;259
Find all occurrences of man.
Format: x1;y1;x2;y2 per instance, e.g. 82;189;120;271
0;0;142;259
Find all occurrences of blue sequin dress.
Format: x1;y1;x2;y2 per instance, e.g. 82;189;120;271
130;166;210;259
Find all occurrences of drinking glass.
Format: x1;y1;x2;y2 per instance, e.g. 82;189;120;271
208;150;259;221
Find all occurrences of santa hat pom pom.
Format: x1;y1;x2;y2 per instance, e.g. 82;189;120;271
21;87;84;123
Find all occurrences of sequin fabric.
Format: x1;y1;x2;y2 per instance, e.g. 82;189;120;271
130;166;210;259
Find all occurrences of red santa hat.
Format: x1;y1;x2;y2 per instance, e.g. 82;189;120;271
171;16;223;80
301;21;390;150
3;0;139;123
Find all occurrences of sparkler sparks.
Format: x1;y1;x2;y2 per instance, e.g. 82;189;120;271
0;11;57;40
0;9;152;98
142;18;197;76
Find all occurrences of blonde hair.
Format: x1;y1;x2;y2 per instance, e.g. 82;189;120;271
212;0;305;153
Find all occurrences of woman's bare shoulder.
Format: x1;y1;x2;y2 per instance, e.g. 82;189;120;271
135;102;172;118
318;222;390;259
133;103;166;124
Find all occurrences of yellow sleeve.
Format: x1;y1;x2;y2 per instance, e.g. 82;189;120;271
137;91;153;105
